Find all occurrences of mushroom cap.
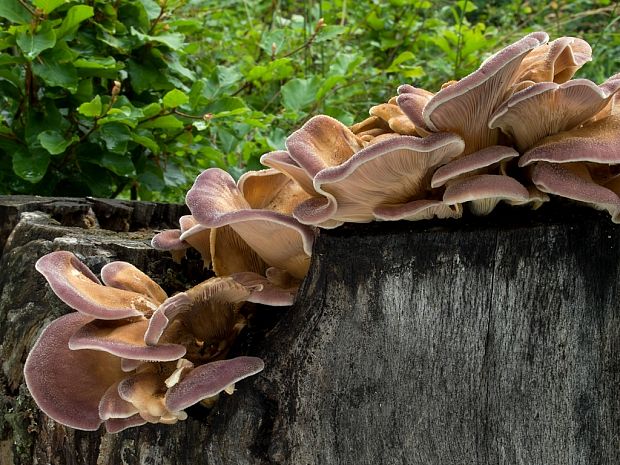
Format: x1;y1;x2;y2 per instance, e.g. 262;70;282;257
24;312;125;430
519;114;620;167
530;162;620;221
422;31;549;154
186;168;314;279
489;77;620;151
369;103;417;135
35;251;159;319
260;150;316;196
515;36;592;84
165;356;265;412
443;174;530;216
105;414;147;434
231;271;298;306
100;261;168;304
99;380;139;420
431;145;519;188
286;115;365;177
396;86;434;135
293;132;464;224
69;319;187;361
237;168;311;215
151;229;189;252
176;215;212;267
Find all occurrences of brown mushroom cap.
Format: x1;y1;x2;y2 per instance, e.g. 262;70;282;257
529;162;620;221
35;251;159;319
165;356;265;412
489;77;620;151
443;174;530;216
519;115;620;167
514;36;592;84
24;312;125;430
286;115;365;177
186;168;314;279
231;270;298;306
422;31;549;154
101;261;167;304
151;229;190;264
431;145;519;188
69;318;187;361
259;150;316;196
293;132;464;224
177;216;212;267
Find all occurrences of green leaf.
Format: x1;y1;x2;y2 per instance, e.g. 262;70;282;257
56;5;94;39
132;132;160;154
73;56;117;69
281;77;321;112
163;89;189;109
205;96;247;115
16;25;56;59
38;130;78;154
140;103;162;119
99;152;135;176
98;123;131;154
32;60;78;92
13;149;50;183
130;27;184;49
140;115;184;129
137;0;161;20
78;95;102;117
33;0;67;14
0;0;32;24
315;25;347;43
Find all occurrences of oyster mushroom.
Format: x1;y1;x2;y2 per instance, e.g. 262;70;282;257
489;76;620;151
186;168;314;280
421;31;549;154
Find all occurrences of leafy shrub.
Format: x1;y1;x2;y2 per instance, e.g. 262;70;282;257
0;0;618;201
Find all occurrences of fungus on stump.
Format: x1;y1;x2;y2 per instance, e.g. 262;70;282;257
1;197;620;464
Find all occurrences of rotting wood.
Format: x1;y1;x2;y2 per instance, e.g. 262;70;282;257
1;198;619;465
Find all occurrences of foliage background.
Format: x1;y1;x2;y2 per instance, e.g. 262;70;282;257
0;0;618;202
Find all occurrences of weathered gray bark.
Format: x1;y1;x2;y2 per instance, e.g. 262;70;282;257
1;197;619;465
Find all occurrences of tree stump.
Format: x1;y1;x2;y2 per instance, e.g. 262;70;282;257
1;197;619;465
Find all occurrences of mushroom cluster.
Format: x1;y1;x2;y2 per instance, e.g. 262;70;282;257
25;31;620;434
24;251;265;432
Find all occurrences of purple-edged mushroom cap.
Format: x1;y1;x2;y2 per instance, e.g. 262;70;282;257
519;115;620;167
178;215;212;267
165;356;265;412
186;168;314;279
231;269;299;306
515;36;592;84
36;251;160;319
24;312;126;430
396;85;434;136
259;150;316;196
69;318;187;361
529;162;620;222
431;145;520;188
489;76;620;151
292;132;465;224
105;414;148;433
100;261;167;304
443;174;530;216
421;31;548;154
151;229;190;263
209;225;268;277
